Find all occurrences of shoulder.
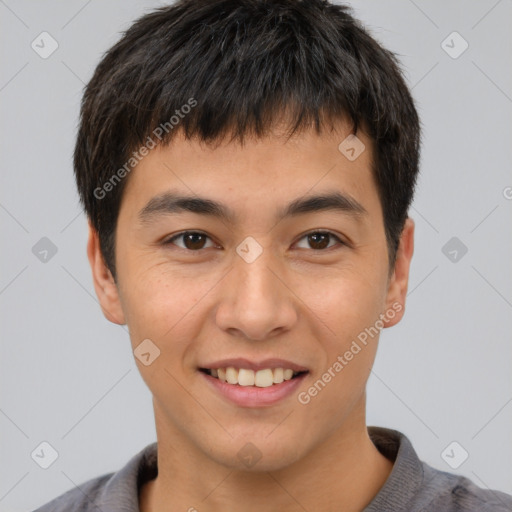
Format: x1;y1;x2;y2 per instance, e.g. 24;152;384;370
31;472;113;512
31;442;158;512
366;427;512;512
412;463;512;512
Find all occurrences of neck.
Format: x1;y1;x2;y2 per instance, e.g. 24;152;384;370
140;399;394;512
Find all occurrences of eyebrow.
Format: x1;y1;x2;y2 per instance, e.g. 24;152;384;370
138;190;367;225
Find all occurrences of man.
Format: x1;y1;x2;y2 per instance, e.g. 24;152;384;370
34;0;512;510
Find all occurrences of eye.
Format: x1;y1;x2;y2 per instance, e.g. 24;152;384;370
164;231;217;251
294;231;345;251
163;230;345;252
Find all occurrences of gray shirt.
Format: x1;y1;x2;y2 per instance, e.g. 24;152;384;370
33;427;512;511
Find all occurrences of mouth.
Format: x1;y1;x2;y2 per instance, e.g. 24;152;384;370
198;358;310;407
199;366;309;387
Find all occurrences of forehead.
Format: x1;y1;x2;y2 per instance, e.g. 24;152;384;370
119;121;379;223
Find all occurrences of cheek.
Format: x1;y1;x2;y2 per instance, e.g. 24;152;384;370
296;274;384;421
119;261;220;357
120;272;204;394
298;267;387;347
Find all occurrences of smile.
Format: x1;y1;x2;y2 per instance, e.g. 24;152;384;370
198;359;310;407
199;367;308;387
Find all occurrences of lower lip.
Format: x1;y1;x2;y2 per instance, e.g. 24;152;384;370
200;371;308;407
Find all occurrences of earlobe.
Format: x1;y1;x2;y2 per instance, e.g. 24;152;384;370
383;217;415;328
86;221;126;325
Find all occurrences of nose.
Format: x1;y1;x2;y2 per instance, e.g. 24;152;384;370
215;248;298;341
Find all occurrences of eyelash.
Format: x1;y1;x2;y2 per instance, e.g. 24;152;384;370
163;230;346;252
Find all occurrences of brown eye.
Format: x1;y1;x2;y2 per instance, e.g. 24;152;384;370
295;231;344;251
165;231;214;251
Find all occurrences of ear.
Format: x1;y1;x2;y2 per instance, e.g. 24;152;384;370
87;221;126;325
382;217;415;328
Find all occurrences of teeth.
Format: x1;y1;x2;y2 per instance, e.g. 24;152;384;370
238;368;255;386
283;369;294;381
226;367;238;384
254;369;274;387
207;367;304;387
273;367;284;384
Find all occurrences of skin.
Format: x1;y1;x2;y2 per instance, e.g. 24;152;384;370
88;120;414;512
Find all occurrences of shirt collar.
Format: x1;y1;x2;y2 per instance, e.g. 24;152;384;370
364;426;425;511
93;427;424;512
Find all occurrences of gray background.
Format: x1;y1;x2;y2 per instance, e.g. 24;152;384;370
1;1;511;510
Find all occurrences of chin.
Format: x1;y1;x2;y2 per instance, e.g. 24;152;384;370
206;436;306;472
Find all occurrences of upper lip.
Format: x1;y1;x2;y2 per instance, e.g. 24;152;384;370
199;358;309;373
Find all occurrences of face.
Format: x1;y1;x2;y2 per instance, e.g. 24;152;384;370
88;121;413;471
